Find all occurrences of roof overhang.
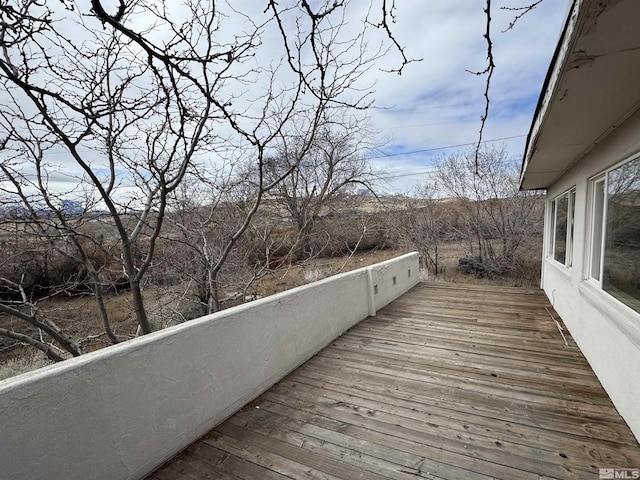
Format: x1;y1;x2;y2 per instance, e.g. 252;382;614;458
520;0;640;191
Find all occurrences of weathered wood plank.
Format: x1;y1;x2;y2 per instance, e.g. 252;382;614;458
330;336;595;379
226;408;436;480
256;390;545;480
318;343;603;393
189;442;290;480
151;445;242;480
261;384;598;480
371;308;569;339
203;428;344;480
305;354;615;413
293;361;633;444
215;421;392;480
269;377;640;470
276;374;640;466
251;399;502;480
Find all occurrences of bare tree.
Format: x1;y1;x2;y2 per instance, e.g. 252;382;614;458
158;112;383;317
435;145;543;274
262;112;381;259
395;179;451;276
159;173;265;316
0;181;122;349
0;1;220;337
0;1;411;359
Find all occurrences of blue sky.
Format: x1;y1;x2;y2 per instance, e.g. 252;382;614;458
360;1;569;193
0;1;569;201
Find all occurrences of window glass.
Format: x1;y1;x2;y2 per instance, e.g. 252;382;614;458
590;179;605;281
567;189;576;267
603;157;640;312
554;194;568;264
549;190;575;267
549;199;556;257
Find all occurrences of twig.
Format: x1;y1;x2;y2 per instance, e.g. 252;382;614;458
468;0;495;173
79;332;108;346
545;306;568;347
500;1;544;33
0;342;25;353
370;0;423;74
337;214;367;272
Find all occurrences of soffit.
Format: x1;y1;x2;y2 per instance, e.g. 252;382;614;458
521;0;640;190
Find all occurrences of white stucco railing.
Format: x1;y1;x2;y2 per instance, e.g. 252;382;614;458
0;252;420;480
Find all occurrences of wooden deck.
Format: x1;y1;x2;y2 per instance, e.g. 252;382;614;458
148;282;640;480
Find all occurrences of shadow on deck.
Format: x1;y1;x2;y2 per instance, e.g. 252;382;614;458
148;282;640;480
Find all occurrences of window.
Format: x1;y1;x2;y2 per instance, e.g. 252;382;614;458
588;156;640;313
590;178;605;281
549;188;576;267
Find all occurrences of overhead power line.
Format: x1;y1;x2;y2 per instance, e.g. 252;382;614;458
368;134;526;160
376;155;523;182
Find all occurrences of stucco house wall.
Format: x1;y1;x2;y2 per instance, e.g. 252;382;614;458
541;108;640;441
521;0;640;442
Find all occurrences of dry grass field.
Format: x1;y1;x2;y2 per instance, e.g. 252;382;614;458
0;192;544;379
0;238;543;380
0;249;403;378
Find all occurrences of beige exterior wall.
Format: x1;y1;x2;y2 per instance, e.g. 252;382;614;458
0;252;421;480
542;108;640;441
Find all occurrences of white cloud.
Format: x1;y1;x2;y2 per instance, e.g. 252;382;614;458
360;0;569;192
0;0;569;198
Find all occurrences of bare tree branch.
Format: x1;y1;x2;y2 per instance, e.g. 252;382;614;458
0;328;65;362
501;1;544;33
367;0;423;74
468;0;495;172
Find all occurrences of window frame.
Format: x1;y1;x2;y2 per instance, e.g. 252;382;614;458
548;187;576;268
586;153;640;313
587;174;607;287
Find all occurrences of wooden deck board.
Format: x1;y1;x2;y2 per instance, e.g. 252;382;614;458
148;282;640;479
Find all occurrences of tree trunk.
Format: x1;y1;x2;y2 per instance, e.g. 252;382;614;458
207;271;220;315
87;269;119;344
130;279;152;335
